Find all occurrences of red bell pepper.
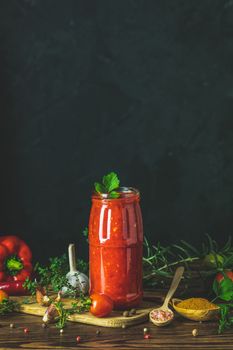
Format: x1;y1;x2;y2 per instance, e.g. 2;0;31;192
0;235;32;294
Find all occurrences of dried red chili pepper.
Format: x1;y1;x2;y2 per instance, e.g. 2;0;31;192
0;235;32;293
0;281;29;295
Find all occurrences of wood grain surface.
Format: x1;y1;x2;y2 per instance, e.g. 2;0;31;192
0;291;232;350
12;296;152;328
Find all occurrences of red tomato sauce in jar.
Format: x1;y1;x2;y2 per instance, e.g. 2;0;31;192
89;187;143;309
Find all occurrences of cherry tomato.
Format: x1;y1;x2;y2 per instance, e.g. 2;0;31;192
216;270;233;283
0;290;9;302
90;293;113;317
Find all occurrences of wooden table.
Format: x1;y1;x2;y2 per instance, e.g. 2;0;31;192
0;292;232;350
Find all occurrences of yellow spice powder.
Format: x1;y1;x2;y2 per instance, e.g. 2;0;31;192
177;298;218;310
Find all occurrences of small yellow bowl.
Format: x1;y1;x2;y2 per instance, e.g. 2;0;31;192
172;298;220;321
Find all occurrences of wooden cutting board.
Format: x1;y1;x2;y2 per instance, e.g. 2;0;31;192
12;296;153;328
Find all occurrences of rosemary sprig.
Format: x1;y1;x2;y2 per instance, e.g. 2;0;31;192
143;234;233;286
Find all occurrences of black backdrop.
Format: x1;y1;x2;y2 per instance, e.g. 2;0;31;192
0;0;233;263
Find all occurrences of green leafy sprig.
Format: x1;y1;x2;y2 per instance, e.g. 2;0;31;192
213;274;233;302
212;273;233;333
54;295;91;329
94;172;120;198
0;299;19;315
218;304;233;334
23;254;88;295
143;234;233;286
54;301;71;329
23;279;38;296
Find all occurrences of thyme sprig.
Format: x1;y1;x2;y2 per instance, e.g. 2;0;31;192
0;299;19;315
54;295;91;329
23;254;88;295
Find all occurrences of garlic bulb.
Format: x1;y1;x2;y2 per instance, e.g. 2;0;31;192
62;244;89;295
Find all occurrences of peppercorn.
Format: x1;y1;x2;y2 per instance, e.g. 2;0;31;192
122;324;127;329
123;311;129;317
10;323;14;328
192;329;198;337
144;334;151;339
76;336;81;343
96;330;101;335
24;328;29;334
143;327;149;334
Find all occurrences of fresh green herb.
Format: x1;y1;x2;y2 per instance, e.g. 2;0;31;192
83;227;89;243
213;274;233;302
69;294;92;314
143;234;233;287
54;301;70;329
102;172;120;192
54;295;91;329
212;273;233;333
23;278;38;296
23;254;88;295
21;297;34;305
94;172;120;198
0;299;19;315
217;304;233;334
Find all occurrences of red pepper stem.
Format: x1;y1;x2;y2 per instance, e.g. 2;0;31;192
5;256;23;275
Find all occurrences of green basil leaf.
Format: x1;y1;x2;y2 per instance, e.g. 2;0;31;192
94;182;106;194
102;172;120;192
108;191;120;199
218;277;233;301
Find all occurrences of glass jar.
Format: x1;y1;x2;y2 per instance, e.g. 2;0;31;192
88;187;143;309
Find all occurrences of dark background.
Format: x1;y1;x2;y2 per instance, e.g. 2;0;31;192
0;0;233;263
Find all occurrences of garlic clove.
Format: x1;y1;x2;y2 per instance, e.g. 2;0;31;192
41;295;51;307
36;288;46;304
55;292;61;302
43;304;59;324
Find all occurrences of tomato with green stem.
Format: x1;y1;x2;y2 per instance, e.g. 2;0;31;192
216;271;233;283
90;293;113;317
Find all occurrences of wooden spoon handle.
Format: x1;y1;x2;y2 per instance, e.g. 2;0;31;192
68;244;77;273
163;266;184;308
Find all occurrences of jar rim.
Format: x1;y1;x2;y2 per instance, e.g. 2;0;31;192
92;187;140;200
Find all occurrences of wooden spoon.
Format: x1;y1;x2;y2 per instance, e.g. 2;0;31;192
149;266;184;327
